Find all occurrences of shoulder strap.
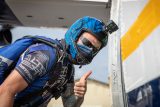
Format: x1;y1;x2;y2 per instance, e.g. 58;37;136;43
23;35;61;55
23;35;62;70
14;36;66;106
2;35;61;79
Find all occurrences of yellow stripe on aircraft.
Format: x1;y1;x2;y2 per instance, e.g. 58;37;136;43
121;0;160;61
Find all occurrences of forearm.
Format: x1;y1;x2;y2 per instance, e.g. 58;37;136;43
0;87;14;107
0;69;28;107
61;83;84;107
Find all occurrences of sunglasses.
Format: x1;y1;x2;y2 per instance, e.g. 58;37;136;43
79;36;100;55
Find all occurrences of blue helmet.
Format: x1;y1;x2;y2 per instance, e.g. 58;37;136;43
65;16;108;60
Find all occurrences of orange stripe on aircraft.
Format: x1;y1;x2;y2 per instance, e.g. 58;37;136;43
121;0;160;61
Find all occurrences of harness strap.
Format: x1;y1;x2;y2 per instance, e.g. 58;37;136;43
13;36;61;106
14;37;72;106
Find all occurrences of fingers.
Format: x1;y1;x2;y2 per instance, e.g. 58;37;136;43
74;82;86;98
75;81;85;87
74;82;86;91
74;71;92;98
74;91;85;97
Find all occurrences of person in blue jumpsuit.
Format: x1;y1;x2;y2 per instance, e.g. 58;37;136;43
0;16;118;107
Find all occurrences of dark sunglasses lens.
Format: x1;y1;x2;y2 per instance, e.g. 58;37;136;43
81;37;92;48
80;36;99;55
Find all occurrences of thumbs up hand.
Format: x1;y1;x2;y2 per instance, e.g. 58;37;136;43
74;71;92;98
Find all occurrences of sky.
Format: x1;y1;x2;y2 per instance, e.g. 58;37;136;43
11;26;109;84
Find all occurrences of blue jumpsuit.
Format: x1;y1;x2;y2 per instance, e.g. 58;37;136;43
9;41;74;107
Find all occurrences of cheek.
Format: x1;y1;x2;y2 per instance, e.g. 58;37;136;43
94;39;102;48
91;40;100;48
97;42;102;48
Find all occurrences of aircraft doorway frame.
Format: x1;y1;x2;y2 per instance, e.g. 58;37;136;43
109;0;128;107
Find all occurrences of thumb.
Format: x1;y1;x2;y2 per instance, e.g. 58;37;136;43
80;71;92;82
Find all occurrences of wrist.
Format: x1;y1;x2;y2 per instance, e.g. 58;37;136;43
74;96;84;107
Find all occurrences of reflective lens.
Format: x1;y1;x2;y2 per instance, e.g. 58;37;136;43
79;36;100;55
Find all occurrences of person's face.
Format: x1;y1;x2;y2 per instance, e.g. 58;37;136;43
77;32;102;51
72;32;102;65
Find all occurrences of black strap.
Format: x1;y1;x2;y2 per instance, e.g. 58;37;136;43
14;36;71;106
14;36;62;106
15;37;74;106
23;35;60;56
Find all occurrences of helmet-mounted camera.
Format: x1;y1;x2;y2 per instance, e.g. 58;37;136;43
105;20;118;34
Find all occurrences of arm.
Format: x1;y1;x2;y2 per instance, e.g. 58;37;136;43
0;45;52;107
0;69;28;107
61;83;84;107
61;71;92;107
